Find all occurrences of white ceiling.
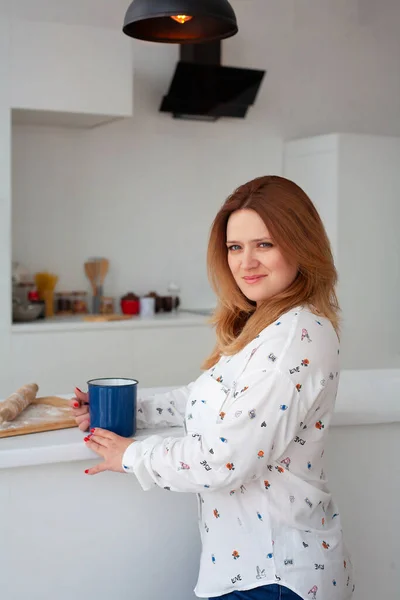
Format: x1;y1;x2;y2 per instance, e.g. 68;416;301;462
2;0;400;138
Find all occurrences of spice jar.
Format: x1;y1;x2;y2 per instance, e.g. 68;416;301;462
71;291;88;314
55;292;72;315
100;297;114;315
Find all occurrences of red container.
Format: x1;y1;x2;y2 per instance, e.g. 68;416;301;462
120;298;140;315
28;290;40;302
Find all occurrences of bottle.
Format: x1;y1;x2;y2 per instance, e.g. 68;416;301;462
167;282;180;311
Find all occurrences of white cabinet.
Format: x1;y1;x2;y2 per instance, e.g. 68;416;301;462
284;134;400;370
10;20;134;128
10;320;215;397
283;135;338;260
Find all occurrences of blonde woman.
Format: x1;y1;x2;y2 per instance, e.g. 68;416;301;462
71;176;354;600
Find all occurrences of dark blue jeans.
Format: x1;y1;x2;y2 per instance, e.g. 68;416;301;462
209;584;302;600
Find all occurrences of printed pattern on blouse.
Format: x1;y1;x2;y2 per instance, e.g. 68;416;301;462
122;306;354;600
136;383;194;430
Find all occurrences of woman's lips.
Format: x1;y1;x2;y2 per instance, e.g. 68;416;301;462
243;275;266;284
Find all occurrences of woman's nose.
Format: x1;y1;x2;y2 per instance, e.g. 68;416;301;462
241;250;259;269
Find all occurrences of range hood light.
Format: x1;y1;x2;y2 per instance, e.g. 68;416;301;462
123;0;238;44
170;15;193;25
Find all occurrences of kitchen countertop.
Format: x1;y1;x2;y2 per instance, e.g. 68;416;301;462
1;370;399;470
11;311;211;334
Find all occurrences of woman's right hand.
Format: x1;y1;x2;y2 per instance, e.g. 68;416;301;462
69;387;90;432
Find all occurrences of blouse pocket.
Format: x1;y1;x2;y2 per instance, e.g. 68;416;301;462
185;372;231;430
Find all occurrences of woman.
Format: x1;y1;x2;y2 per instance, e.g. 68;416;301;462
71;176;354;600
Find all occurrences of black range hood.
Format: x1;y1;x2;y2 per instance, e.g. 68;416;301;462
159;41;266;121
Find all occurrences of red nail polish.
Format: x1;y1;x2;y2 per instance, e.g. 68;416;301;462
85;469;89;474
90;428;95;433
84;436;89;442
73;402;79;408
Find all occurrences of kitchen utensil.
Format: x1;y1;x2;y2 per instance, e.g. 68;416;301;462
83;314;133;322
12;299;44;323
84;258;109;314
93;258;109;313
84;261;98;294
0;383;39;424
0;396;77;438
88;378;138;437
97;258;109;300
84;260;99;312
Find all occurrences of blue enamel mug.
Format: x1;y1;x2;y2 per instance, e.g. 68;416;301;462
88;378;138;437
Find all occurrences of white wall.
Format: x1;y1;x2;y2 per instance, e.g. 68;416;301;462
11;98;283;310
0;15;12;385
9;0;400;310
4;0;400;139
8;8;286;311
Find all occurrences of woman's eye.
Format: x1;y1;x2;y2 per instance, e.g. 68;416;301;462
259;242;273;248
227;245;241;251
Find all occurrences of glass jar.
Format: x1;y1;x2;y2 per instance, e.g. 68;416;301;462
167;282;180;311
55;292;72;315
71;291;88;314
100;297;114;315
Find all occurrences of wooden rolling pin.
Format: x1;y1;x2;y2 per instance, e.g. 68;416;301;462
0;383;39;424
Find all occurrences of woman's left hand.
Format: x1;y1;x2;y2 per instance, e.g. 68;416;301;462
84;428;134;475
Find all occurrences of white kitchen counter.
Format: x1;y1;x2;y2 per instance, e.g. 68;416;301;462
1;369;399;470
0;417;184;470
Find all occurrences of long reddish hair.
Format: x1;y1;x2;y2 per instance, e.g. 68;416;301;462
202;175;339;369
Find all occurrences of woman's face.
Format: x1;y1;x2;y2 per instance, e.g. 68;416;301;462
226;209;298;305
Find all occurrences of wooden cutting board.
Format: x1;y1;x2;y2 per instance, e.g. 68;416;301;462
0;396;77;438
83;314;133;322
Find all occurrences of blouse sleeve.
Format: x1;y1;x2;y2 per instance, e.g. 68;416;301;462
136;383;195;430
123;366;306;492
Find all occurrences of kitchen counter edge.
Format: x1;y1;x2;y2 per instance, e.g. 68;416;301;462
11;312;211;333
1;371;399;470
